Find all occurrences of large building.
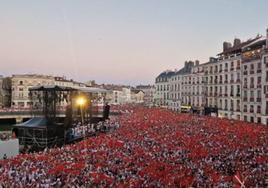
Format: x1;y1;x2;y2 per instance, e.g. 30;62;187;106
155;29;268;125
136;85;155;106
11;74;55;108
154;70;175;107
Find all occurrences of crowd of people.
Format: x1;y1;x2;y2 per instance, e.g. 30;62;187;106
0;105;268;187
68;120;120;141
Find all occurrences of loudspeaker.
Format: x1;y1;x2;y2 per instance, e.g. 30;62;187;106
103;104;110;120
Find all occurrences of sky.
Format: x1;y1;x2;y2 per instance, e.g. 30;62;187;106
0;0;267;85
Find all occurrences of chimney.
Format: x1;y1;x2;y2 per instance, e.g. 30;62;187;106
266;28;268;47
233;38;241;47
223;42;232;51
184;61;188;67
195;60;199;66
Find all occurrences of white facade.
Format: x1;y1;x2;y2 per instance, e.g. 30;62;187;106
136;85;155;106
155;29;268;125
11;74;55;108
154;71;174;107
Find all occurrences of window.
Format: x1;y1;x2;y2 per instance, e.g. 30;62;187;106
19;81;23;85
257;63;261;69
264;56;268;64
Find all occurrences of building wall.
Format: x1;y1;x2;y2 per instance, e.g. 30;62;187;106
11;75;55;108
155;29;268;125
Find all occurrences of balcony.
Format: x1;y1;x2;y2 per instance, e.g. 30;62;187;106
250;109;254;113
224;93;228;97
219;93;222;97
214;80;218;84
250;70;254;74
236;93;240;97
236;79;241;83
257;69;262;73
219;69;223;73
219;80;223;84
256;98;261;102
236;66;241;70
230;67;234;71
224;68;228;72
250;97;254;102
243;85;248;89
230;93;234;97
224;80;228;84
236;109;240;112
244;71;248;75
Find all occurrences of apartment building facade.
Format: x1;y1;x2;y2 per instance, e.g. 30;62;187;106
155;29;268;125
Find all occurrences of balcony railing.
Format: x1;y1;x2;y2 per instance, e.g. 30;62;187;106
256;98;261;102
230;67;234;71
243;85;248;89
250;97;254;102
224;68;228;72
236;109;240;112
257;69;262;73
224;80;228;84
250;109;254;113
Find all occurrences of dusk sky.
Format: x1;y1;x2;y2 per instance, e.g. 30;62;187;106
0;0;267;85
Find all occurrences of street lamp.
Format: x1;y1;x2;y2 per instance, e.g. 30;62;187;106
76;96;86;125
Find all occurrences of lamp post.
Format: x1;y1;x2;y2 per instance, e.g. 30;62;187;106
76;97;86;125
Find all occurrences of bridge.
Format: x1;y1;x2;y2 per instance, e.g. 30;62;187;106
0;111;66;123
0;110;120;123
